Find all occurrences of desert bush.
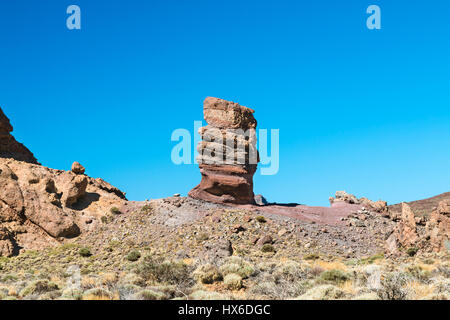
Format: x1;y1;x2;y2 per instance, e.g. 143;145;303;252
359;253;384;265
136;256;193;287
406;247;419;257
261;244;275;253
220;257;255;279
79;247;92;257
224;273;243;290
255;216;266;223
110;207;122;215
320;269;350;284
296;285;345;300
303;253;320;261
82;288;113;300
196;233;209;241
20;280;59;297
376;272;411;300
127;250;141;262
406;265;431;282
136;289;166;300
251;278;310;299
193;264;222;284
60;288;83;300
141;205;153;214
274;261;307;282
2;274;18;282
189;290;227;300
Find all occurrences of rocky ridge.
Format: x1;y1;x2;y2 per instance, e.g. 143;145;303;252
0;108;37;164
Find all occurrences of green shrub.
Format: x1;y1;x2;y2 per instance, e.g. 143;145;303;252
196;233;209;241
297;284;345;300
136;256;193;286
224;273;243;290
319;269;350;284
261;244;275;253
255;216;266;223
127;250;141;262
359;253;384;264
376;272;410;300
220;257;255;279
82;288;113;300
406;247;419;257
20;280;59;297
407;265;431;281
79;247;92;257
136;289;166;300
2;274;18;282
110;207;122;215
189;290;227;300
101;216;108;224
274;261;306;282
141;205;153;214
303;253;320;261
193;264;222;284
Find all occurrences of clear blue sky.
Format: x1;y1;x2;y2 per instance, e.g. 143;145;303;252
1;1;449;206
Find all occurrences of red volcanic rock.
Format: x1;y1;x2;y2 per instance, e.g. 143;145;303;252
0;107;38;164
189;97;259;205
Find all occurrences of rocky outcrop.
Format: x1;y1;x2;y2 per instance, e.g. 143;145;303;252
0;107;37;164
426;200;450;252
395;203;418;248
385;200;450;255
0;159;127;257
189;97;259;204
385;203;419;256
330;191;388;214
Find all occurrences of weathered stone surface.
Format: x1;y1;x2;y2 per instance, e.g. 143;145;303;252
426;200;450;252
62;175;88;207
330;191;387;213
396;203;418;248
0;107;37;164
189;97;259;204
0;158;127;256
254;194;268;206
71;162;85;175
330;191;359;205
203;97;257;130
385;203;419;255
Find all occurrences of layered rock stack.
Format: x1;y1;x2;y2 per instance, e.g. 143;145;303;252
189;97;259;204
0;107;38;164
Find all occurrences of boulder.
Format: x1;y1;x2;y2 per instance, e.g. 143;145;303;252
254;194;268;206
71;162;85;175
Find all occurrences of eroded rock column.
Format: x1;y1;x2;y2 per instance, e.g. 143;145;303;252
189;97;259;204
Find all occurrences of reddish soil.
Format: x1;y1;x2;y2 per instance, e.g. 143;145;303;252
231;202;363;226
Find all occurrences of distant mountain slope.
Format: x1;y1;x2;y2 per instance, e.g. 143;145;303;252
389;192;450;217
